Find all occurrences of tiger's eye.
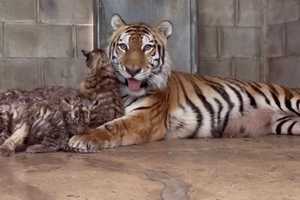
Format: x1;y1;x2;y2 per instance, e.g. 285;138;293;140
143;44;153;52
118;43;128;51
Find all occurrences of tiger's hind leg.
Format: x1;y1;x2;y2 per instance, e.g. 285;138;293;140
271;114;300;135
224;110;300;137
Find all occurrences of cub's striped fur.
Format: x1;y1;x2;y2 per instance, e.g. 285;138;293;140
0;49;123;155
69;14;300;152
0;87;86;156
79;48;124;127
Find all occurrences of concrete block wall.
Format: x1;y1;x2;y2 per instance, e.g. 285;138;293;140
198;0;300;87
0;0;94;91
197;0;262;81
267;0;300;87
1;0;300;90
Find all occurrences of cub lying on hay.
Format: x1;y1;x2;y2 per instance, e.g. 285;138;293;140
0;49;123;156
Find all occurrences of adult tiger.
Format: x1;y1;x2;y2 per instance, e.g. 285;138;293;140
69;14;300;152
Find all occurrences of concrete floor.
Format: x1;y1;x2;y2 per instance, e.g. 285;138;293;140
1;136;300;200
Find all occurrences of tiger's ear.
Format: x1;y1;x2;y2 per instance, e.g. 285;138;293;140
111;14;126;30
156;20;173;39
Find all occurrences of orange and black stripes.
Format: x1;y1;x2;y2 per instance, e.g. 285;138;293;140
68;16;300;152
177;78;203;137
166;73;300;138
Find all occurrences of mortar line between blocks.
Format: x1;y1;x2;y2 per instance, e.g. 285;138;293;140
190;0;199;74
234;0;240;27
37;58;45;87
2;22;5;58
231;58;236;78
72;25;77;58
261;0;269;82
283;23;287;57
216;26;222;59
36;0;40;24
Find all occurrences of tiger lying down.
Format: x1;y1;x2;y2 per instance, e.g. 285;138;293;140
67;14;300;152
0;49;123;156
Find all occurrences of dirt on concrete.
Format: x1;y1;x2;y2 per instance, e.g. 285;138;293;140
1;136;300;200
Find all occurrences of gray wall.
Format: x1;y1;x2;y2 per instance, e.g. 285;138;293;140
0;0;94;91
267;0;300;88
198;0;300;87
1;0;300;91
197;0;263;81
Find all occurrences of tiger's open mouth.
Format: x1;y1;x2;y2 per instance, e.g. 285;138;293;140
126;78;148;92
126;78;142;92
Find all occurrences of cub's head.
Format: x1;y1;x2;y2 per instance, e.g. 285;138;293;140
81;48;109;70
109;14;173;96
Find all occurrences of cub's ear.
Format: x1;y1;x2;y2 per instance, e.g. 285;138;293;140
156;20;173;39
81;49;89;58
111;14;126;30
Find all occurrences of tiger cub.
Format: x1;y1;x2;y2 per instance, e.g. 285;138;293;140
80;48;124;128
0;87;90;156
0;49;124;156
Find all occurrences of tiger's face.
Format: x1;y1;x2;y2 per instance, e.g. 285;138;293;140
109;14;173;97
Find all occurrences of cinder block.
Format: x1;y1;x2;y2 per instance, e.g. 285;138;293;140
267;0;300;24
234;58;260;81
0;0;35;22
4;24;74;58
266;24;285;57
198;0;235;26
287;20;300;56
269;57;300;87
198;59;233;78
76;25;93;59
238;0;263;27
39;0;93;25
221;27;261;58
0;59;43;90
198;27;218;58
41;58;86;88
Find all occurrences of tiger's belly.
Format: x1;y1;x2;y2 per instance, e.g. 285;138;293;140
223;109;274;137
166;107;274;139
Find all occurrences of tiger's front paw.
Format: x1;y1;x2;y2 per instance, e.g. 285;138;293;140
68;134;99;153
68;129;120;153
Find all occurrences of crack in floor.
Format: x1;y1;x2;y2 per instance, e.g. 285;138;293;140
145;170;190;200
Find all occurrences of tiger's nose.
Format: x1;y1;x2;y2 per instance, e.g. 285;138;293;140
126;68;142;76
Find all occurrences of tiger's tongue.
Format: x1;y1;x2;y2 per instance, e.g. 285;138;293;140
127;78;142;91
